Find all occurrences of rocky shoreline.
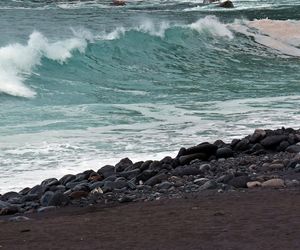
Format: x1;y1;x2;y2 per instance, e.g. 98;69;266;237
1;127;300;217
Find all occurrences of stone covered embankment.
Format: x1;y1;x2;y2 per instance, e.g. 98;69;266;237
1;127;300;216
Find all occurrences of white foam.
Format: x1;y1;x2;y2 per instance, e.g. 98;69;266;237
230;19;300;57
0;31;89;98
187;16;234;39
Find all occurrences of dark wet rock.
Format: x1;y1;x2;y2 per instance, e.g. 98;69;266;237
179;153;207;165
88;174;103;183
0;206;19;215
22;194;39;203
249;129;266;143
176;147;187;158
199;180;218;191
199;164;210;172
172;165;202;176
118;195;136;203
97;165;115;178
115;158;133;172
49;185;66;193
0;192;21;201
218;0;234;8
72;183;90;192
37;206;56;213
230;139;240;148
157;181;173;190
260;135;287;148
136;170;157;182
69;191;89;199
149;161;162;171
19;187;30;196
66;180;88;190
89;181;105;190
0;200;10;209
74;173;88;183
216;174;234;184
59;174;76;186
144;173;168;186
194;178;210;186
9;216;30;222
216;147;233;158
113;179;128;189
27;185;44;197
184;143;218;156
228;176;250;188
117;169;140;179
213;139;226;148
251;143;264;152
41;178;60;187
40;191;55;207
48;192;69;207
125;161;143;171
234;139;250;151
140;160;153;171
127;179;137;190
286;145;300;153
268;163;285;170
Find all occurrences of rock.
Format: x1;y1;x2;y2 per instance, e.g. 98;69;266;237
184;143;218;156
250;143;264;152
27;185;44;197
149;161;163;171
125;161;143;171
0;192;21;201
169;176;184;187
59;174;76;186
285;179;300;187
234;139;250;151
89;181;105;190
19;187;30;196
216;174;234;184
69;191;89;199
0;206;19;215
136;170;157;182
0;200;10;209
277;141;290;151
157;181;173;190
218;0;234;8
194;178;209;186
37;206;56;213
172;166;202;177
72;183;90;192
48;193;69;207
118;195;136;203
40;191;55;207
117;169;140;179
179;153;207;165
9;216;30;222
262;179;285;188
286;145;300;153
268;163;285;170
246;181;262;188
260;135;287;148
97;165;115;178
21;194;39;203
66;180;88;190
49;185;66;193
115;158;133;172
144;173;168;186
88;174;103;182
199;164;210;172
228;176;250;188
249;129;266;143
216;147;233;158
41;178;59;187
113;179;128;189
199;180;218;191
139;160;153;171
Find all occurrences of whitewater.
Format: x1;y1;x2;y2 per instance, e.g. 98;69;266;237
1;0;300;193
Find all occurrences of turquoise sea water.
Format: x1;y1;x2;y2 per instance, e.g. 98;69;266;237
1;0;300;192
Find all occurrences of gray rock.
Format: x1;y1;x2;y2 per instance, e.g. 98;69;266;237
286;145;300;153
179;153;207;165
59;174;76;186
199;164;210;172
234;139;250;151
19;187;30;196
199;180;218;191
97;165;115;178
216;174;234;184
194;178;209;186
9;216;30;222
41;178;59;187
22;194;39;203
0;200;10;209
118;195;136;203
249;129;266;143
27;185;44;197
185;143;218;156
144;173;168;186
136;170;157;182
48;192;69;207
157;181;173;190
140;160;153;171
40;191;55;207
216;147;233;158
260;135;287;148
72;183;90;192
172;166;202;176
228;176;250;188
115;158;133;172
37;206;56;213
117;169;140;179
0;192;21;201
89;181;105;190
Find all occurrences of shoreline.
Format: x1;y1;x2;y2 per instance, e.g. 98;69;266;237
1;127;300;216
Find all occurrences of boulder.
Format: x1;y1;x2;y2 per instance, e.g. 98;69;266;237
115;158;133;172
216;147;233;158
48;193;69;207
228;176;250;188
246;181;262;188
218;0;234;8
262;179;285;188
97;165;115;178
144;173;168;186
260;135;287;148
59;174;76;186
40;191;55;207
172;166;202;176
286;145;300;153
184;143;218;156
199;180;218;191
179;153;207;165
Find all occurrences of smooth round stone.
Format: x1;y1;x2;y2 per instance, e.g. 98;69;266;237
246;181;262;188
262;179;285;188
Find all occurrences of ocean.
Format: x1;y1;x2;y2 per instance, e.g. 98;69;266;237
1;0;300;193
